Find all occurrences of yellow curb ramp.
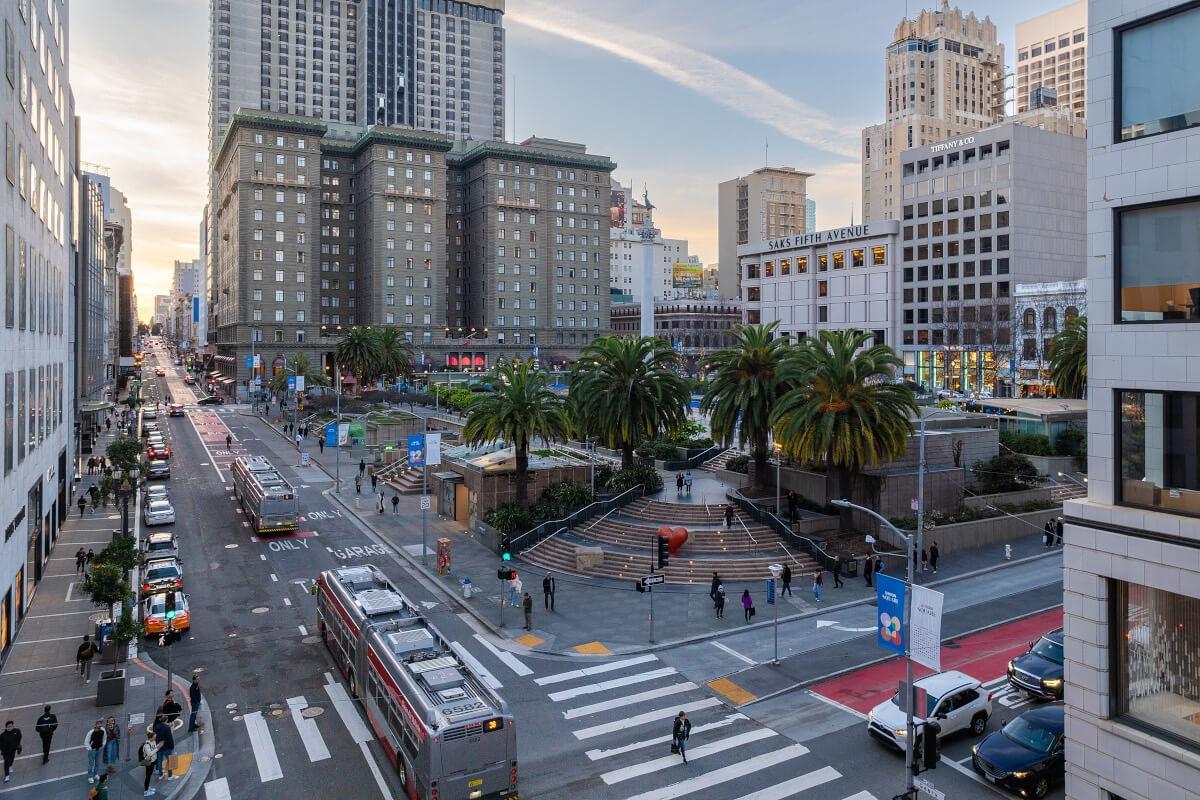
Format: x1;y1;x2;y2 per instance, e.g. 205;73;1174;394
573;641;610;655
514;633;544;648
707;676;757;706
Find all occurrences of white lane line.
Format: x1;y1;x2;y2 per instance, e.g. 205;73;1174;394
283;598;292;606
710;641;756;666
618;744;810;800
11;635;89;646
0;770;89;794
564;683;699;720
28;610;97;618
586;714;747;761
204;777;233;800
806;690;868;720
450;641;502;690
270;574;279;582
838;793;880;800
1;663;76;676
573;698;722;740
287;695;331;762
472;634;532;677
602;728;777;784
324;675;373;744
298;625;308;636
548;667;678;702
1;695;92;711
259;555;267;561
729;766;843;800
242;711;284;782
535;654;658;686
64;582;75;602
359;740;395;800
15;744;83;761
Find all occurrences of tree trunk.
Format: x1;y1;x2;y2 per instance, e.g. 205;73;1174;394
836;465;853;532
514;448;529;509
753;449;769;491
621;443;634;470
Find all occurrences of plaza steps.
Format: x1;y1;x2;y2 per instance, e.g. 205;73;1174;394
384;468;424;495
1049;483;1086;501
583;517;775;555
699;448;741;472
621;498;749;527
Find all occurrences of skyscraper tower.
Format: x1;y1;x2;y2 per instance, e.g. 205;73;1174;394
861;1;1006;222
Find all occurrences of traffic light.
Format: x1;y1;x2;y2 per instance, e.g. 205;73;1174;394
921;720;941;771
497;567;515;581
657;535;669;569
500;536;512;561
164;590;177;620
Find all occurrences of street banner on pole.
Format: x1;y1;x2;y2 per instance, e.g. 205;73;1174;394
426;432;442;466
876;573;907;656
295;375;305;392
910;584;945;672
337;422;350;446
407;434;426;467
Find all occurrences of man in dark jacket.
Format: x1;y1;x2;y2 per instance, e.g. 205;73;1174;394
34;705;57;764
672;711;691;764
542;573;556;611
929;542;940;573
522;592;533;631
0;721;21;782
158;691;182;725
780;564;792;596
863;555;874;587
709;572;721;605
152;715;175;780
188;676;203;733
787;490;798;523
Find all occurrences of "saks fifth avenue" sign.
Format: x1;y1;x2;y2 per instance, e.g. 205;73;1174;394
767;224;873;251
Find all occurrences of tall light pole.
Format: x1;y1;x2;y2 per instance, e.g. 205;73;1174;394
768;562;782;665
773;440;782;518
832;498;916;798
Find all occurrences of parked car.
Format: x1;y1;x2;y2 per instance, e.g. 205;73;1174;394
142;406;158;419
183;375;195;385
197;395;224;405
147;443;172;460
142;531;179;560
972;702;1065;799
144;484;170;504
146;460;171;480
139;557;183;594
867;670;994;753
143;591;191;636
143;499;176;526
1007;629;1065;701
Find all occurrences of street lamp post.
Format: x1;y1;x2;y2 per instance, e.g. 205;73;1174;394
831;498;917;798
773;440;782;517
115;470;135;541
768;562;782;665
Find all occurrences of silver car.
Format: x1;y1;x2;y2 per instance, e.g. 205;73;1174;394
144;485;170;504
143;531;179;561
143;499;176;526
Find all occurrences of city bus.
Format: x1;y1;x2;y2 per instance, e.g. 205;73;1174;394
316;565;518;800
230;455;299;534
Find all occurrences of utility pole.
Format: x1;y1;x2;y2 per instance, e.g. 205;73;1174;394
334;361;341;493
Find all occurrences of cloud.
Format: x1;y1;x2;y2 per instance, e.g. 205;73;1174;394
507;1;864;160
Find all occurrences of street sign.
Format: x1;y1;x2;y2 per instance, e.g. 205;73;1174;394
766;577;776;605
639;574;666;588
419;495;431;511
915;777;945;800
245;356;254;369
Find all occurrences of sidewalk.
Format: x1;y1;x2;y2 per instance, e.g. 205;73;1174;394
0;421;213;800
243;411;1065;655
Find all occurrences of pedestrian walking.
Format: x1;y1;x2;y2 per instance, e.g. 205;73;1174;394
377;492;385;514
354;475;362;494
833;558;844;588
75;548;87;574
1043;520;1054;548
684;471;693;494
78;496;87;518
709;572;721;605
675;473;684;494
1055;517;1064;546
91;773;109;800
542;573;555;611
34;705;57;764
151;715;174;781
139;731;161;797
359;459;366;477
921;549;929;573
875;556;886;578
370;473;378;492
158;691;182;725
225;434;232;450
318;437;325;454
671;711;692;764
929;542;940;573
787;490;798;523
812;569;823;603
723;504;734;529
76;635;97;683
102;717;120;772
391;494;400;514
741;589;755;623
863;555;874;587
87;457;95;475
84;720;106;784
295;433;302;448
714;585;726;619
0;721;21;782
522;591;533;631
188;676;203;732
780;563;792;596
105;417;111;432
85;549;95;570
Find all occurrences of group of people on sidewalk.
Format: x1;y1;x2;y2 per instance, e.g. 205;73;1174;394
708;560;844;622
673;472;694;495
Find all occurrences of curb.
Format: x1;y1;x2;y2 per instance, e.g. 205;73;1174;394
169;698;215;800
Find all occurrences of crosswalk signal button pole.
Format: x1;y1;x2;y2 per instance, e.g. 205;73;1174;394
921;720;941;771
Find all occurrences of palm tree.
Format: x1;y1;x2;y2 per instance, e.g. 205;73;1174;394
267;353;330;394
374;327;416;386
1048;315;1087;399
701;321;794;488
335;326;382;391
772;329;917;530
463;362;568;509
570;336;689;469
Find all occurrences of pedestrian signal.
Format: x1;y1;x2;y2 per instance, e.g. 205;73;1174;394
657;535;669;569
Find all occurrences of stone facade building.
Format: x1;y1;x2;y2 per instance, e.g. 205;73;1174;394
1012;279;1085;397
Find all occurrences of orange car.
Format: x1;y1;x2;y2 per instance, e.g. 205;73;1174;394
142;591;191;636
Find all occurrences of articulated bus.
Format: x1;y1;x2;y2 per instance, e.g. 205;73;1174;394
230;455;299;534
317;565;518;800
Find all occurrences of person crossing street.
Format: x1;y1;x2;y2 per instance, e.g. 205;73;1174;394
672;711;691;764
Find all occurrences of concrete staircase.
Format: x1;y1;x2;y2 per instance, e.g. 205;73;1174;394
1050;482;1087;502
699;448;741;473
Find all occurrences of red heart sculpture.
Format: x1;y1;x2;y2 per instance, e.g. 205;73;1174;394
668;527;689;554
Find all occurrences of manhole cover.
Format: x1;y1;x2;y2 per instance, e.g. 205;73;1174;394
252;607;269;614
224;543;239;549
270;709;285;718
214;754;223;759
225;703;237;710
269;703;282;710
232;715;243;722
301;707;324;719
227;633;237;638
302;636;321;644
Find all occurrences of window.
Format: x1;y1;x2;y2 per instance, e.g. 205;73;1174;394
1118;5;1200;141
1113;580;1200;749
1119;389;1200;517
1118;199;1200;321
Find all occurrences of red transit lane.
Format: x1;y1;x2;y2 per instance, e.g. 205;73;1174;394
809;607;1064;714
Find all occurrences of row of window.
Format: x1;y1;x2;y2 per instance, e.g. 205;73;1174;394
745;247;889;280
903;166;1012;200
4;227;65;335
904;191;1010;220
902;235;1011;259
1;363;65;476
903;259;1011;281
902;281;1012;304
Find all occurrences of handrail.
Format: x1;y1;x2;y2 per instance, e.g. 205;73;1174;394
729;487;840;570
509;482;647;551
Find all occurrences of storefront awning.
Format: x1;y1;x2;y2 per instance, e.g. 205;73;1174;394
80;400;116;414
219;378;236;385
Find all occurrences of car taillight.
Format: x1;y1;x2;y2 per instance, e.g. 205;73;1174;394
987;691;994;702
511;762;518;784
142;584;150;592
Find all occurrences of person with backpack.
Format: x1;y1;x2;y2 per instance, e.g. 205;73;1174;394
0;720;22;782
77;635;97;683
152;715;174;781
139;731;161;797
77;496;87;518
84;720;107;784
741;589;755;623
34;705;57;764
723;504;734;529
671;711;692;764
75;548;87;574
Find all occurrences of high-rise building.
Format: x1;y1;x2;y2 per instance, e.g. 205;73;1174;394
1015;1;1086;119
359;0;505;141
805;198;817;234
154;295;172;328
2;0;74;655
170;260;202;347
716;166;813;301
608;181;698;303
75;174;109;417
861;2;1006;224
1063;2;1200;798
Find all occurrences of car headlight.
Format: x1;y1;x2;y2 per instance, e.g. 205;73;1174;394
1011;771;1032;779
1042;678;1063;688
1007;660;1014;671
894;728;907;736
972;744;979;755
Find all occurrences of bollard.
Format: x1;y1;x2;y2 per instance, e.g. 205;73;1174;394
1005;543;1012;560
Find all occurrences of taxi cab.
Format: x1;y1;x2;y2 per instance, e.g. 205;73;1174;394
142;591;191;635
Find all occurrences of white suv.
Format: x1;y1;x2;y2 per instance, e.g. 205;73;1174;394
867;670;994;752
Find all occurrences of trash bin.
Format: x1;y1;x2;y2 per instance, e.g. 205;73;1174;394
841;557;858;578
462;578;473;599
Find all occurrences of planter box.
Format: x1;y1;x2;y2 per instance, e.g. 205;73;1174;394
963;487;1052;510
1023;454;1077;478
96;669;126;707
715;468;750;487
874;508;1061;556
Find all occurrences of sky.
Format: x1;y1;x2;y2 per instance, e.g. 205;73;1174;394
70;0;1067;322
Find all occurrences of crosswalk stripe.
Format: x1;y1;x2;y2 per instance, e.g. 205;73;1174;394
450;641;503;690
243;711;284;783
473;633;533;676
564;682;699;720
729;766;842;800
838;792;880;800
601;728;778;784
204;777;232;800
573;697;723;740
548;667;678;702
287;695;331;762
535;654;659;686
586;714;748;760
324;676;374;744
617;744;810;800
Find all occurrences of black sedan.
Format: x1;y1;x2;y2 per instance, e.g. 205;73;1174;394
197;395;225;405
972;702;1064;799
1007;628;1064;700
